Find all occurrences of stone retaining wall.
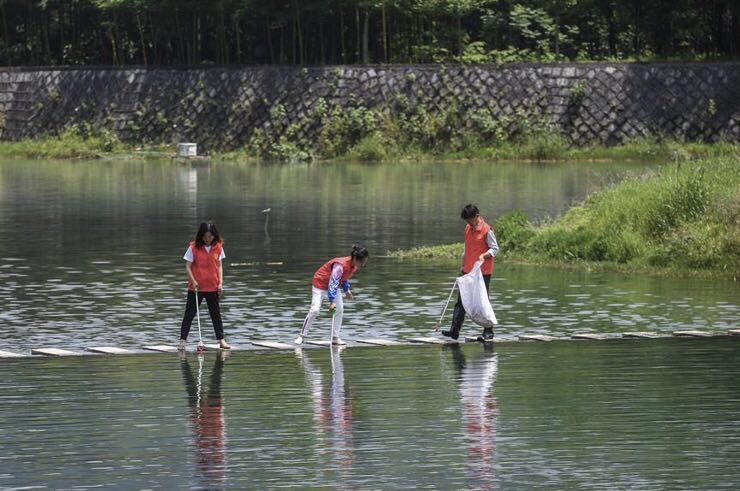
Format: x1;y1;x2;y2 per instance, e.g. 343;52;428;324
1;63;739;151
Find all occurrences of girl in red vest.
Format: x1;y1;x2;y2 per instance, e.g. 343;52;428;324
441;204;499;341
294;245;369;346
179;222;231;350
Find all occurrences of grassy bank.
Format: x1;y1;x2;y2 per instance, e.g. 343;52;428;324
390;152;740;278
0;126;171;160
3;128;738;165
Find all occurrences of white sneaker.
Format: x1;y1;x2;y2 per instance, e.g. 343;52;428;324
332;336;346;346
294;335;304;345
178;339;187;351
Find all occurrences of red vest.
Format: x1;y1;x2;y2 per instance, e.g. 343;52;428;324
463;219;494;275
312;256;356;290
188;241;223;292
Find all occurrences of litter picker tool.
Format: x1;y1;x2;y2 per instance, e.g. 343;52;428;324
194;286;205;353
434;278;459;332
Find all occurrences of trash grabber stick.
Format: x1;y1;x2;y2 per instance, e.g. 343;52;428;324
195;286;205;353
434;279;458;331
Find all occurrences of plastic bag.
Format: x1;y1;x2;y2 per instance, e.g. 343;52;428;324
457;261;498;328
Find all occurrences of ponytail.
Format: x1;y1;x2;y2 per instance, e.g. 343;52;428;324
351;244;369;260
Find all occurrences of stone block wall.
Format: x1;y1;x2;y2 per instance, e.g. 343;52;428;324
0;63;738;151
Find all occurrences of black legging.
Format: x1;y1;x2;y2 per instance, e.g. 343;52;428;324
449;274;491;336
180;290;224;341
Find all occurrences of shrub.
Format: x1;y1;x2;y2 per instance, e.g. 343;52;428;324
494;210;535;252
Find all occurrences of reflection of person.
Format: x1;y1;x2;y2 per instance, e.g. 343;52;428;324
181;353;228;487
179;222;231;350
294;245;369;346
442;204;499;341
447;344;498;490
297;347;354;476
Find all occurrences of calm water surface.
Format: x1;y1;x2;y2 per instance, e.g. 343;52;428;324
0;159;736;350
1;340;738;489
0;158;738;489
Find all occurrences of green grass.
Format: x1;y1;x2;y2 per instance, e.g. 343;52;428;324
390;151;740;278
0;128;171;160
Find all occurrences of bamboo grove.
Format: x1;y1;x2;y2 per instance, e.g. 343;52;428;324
1;0;738;66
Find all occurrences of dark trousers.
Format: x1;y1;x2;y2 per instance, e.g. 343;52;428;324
180;290;224;341
449;274;491;336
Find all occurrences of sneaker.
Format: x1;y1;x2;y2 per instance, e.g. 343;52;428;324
482;328;494;341
178;339;187;351
332;336;347;346
440;329;459;340
294;335;304;345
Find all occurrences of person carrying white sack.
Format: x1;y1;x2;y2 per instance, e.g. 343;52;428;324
441;204;499;341
294;245;370;346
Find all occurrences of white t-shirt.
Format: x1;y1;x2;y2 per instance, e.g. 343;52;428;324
183;244;226;263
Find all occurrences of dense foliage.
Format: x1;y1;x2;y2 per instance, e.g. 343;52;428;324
1;0;737;66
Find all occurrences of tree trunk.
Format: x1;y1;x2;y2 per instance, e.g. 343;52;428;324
234;14;241;64
457;13;463;56
148;12;159;64
266;17;275;63
382;2;388;62
294;0;304;64
114;11;124;64
1;3;9;49
319;18;325;64
355;6;360;62
136;12;147;65
175;8;184;64
362;8;369;63
339;6;346;63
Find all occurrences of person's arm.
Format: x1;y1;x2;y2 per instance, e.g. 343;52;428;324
327;263;343;307
217;261;223;295
217;247;225;295
341;280;353;300
478;229;500;262
184;246;198;289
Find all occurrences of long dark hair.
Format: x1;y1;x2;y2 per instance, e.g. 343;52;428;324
194;222;223;248
351;244;369;260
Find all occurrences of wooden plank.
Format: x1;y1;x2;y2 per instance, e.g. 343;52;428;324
672;330;715;338
142;345;179;353
87;346;135;355
623;331;662;339
464;336;495;343
251;340;295;350
518;334;557;342
571;333;611;341
355;338;403;346
408;337;457;345
728;329;740;337
0;349;26;358
31;348;81;356
306;340;337;347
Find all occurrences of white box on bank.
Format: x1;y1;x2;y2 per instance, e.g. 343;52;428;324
177;142;197;157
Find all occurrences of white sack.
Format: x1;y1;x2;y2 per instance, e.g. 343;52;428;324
457;261;498;328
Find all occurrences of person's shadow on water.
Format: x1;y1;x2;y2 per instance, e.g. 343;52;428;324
445;344;498;490
181;351;228;489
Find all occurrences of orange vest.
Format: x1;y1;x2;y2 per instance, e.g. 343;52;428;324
312;256;356;290
187;241;222;292
463;219;494;275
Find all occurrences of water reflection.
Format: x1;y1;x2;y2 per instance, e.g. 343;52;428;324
181;352;228;488
447;344;499;490
298;347;354;481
